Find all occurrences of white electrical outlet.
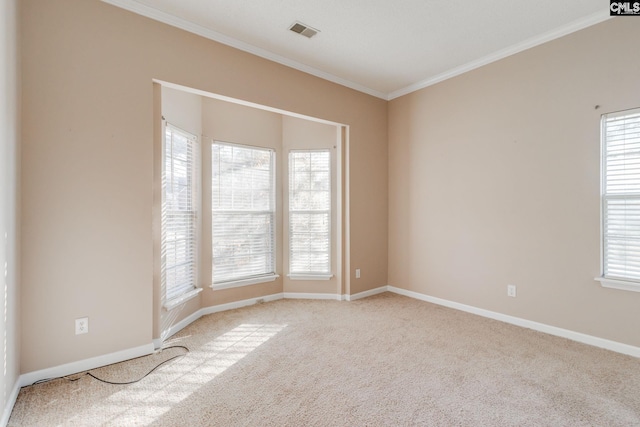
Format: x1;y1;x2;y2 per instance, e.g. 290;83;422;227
75;317;89;335
355;269;361;279
507;285;517;298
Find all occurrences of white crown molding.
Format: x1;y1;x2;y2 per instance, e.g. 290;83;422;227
103;1;609;101
387;286;640;358
101;0;388;100
387;11;612;100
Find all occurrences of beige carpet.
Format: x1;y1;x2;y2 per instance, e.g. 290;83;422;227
9;293;640;426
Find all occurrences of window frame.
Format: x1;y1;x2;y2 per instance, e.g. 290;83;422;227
210;140;279;289
288;149;333;280
161;123;202;306
596;107;640;293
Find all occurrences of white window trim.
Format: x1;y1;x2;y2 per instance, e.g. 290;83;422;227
594;277;640;293
597;107;640;293
287;274;334;281
164;287;203;311
211;140;277;286
288;149;332;277
162;122;200;303
211;273;280;291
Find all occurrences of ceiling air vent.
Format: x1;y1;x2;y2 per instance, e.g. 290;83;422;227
289;22;319;38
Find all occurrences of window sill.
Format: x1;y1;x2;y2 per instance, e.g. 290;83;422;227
212;274;280;291
288;273;334;281
594;277;640;293
164;287;203;311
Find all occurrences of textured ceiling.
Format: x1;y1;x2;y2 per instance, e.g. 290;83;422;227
104;0;609;99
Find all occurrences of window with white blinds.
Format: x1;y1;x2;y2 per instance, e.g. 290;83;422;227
162;124;199;301
289;150;331;275
212;142;276;284
601;108;640;287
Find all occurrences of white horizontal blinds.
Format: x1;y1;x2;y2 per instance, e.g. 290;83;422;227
289;150;331;274
212;142;275;283
603;108;640;282
162;124;199;301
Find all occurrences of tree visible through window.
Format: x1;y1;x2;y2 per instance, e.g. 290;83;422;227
162;124;199;301
211;142;276;284
289;150;331;275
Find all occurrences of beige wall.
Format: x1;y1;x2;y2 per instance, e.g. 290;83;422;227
0;0;20;420
20;0;388;372
388;18;640;347
162;87;203;136
24;0;636;379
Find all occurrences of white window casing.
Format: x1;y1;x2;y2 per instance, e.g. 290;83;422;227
162;123;199;303
288;150;332;277
596;108;640;292
211;142;277;286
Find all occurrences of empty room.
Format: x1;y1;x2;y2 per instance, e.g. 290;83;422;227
1;0;640;425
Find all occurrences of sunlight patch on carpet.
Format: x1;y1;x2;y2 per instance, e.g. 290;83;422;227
65;323;287;426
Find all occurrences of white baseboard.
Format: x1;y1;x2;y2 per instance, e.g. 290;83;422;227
345;286;388;301
283;292;341;300
160;308;206;344
387;285;640;358
158;293;286;345
19;343;155;388
1;378;21;427
20;293;287;398
201;293;285;316
13;284;637;425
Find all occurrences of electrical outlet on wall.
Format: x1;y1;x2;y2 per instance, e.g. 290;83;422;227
507;285;517;298
75;317;89;335
355;269;361;279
